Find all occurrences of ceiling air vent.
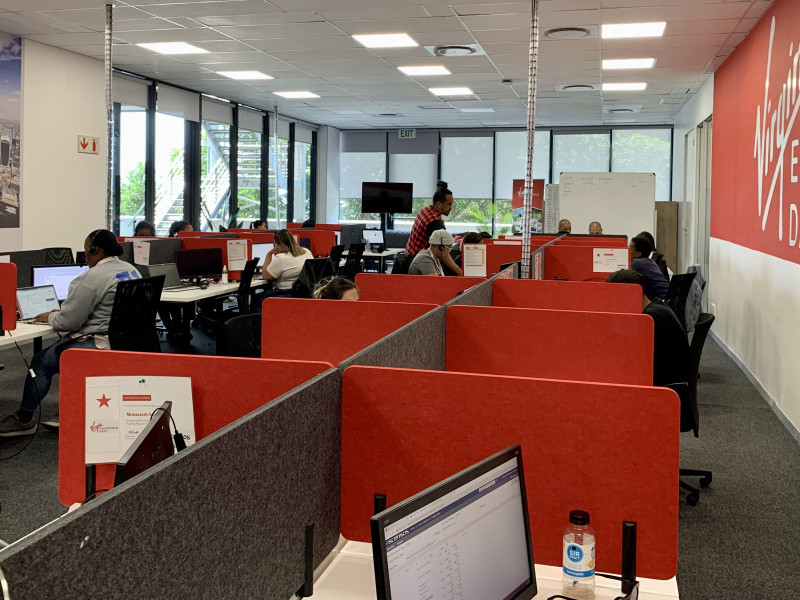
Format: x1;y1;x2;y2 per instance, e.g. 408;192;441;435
545;27;592;40
423;44;485;57
671;88;690;95
660;98;684;105
555;84;600;92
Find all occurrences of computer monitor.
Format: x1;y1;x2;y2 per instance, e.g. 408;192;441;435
16;285;60;320
114;401;175;487
299;237;311;250
251;243;274;266
76;251;87;266
340;224;365;247
371;445;536;600
361;182;413;214
31;265;89;301
363;229;385;245
174;248;223;281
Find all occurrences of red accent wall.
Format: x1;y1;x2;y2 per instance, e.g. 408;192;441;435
712;0;800;263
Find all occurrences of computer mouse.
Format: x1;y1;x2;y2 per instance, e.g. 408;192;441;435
199;281;209;290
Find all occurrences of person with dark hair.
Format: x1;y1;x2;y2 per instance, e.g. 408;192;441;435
606;268;689;387
134;221;155;237
251;220;267;230
313;277;359;300
168;220;193;237
301;219;316;229
557;219;572;234
638;230;670;278
406;181;462;275
0;230;141;436
629;234;669;300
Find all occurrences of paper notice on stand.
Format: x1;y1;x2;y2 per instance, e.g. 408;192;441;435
85;376;195;465
592;248;629;273
227;239;247;271
462;244;487;277
133;241;150;266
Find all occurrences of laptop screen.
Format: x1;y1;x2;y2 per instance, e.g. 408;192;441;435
16;285;60;320
252;243;274;266
363;229;385;245
31;265;89;301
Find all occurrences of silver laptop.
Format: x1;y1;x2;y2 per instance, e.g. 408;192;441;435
16;285;60;322
137;263;184;290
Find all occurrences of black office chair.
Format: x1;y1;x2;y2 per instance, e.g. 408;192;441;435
339;243;366;279
216;314;261;357
291;257;336;298
44;247;74;265
108;275;165;353
652;251;670;279
665;272;697;331
669;312;716;506
194;258;260;334
329;244;345;270
391;252;413;275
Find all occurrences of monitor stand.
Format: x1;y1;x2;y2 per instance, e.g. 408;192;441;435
380;212;393;233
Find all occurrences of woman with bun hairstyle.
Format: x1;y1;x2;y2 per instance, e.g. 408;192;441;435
312;277;359;300
405;180;462;276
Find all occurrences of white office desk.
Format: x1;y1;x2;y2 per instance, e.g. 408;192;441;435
308;541;679;600
0;322;55;351
160;280;268;303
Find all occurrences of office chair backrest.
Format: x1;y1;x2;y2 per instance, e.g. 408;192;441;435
108;275;165;353
665;272;697;331
663;382;693;434
44;247;74;265
235;258;260;313
687;312;715;436
391;252;413;275
684;265;706;333
217;314;261;357
340;243;366;279
291;257;336;298
329;244;345;268
651;252;669;278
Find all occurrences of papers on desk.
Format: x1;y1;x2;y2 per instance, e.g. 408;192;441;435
85;376;195;465
592;248;629;273
463;244;487;277
227;239;248;271
133;241;151;266
0;254;9;263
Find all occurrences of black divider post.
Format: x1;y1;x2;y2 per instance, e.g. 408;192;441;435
374;493;387;515
621;520;637;594
84;464;96;501
296;523;314;598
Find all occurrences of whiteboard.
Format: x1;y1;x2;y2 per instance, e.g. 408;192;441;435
559;172;656;239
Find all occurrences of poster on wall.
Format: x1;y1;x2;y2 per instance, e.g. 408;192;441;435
511;179;544;233
0;34;21;230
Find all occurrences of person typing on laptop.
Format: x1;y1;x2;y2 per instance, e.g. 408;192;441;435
0;229;141;437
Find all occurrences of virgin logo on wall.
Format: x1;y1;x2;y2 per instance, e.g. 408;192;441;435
712;0;800;264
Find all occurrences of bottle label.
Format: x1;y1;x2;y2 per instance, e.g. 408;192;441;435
563;540;595;579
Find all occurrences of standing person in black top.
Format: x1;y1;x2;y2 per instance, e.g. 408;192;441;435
606;269;690;387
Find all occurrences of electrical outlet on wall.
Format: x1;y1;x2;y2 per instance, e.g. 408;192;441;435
710;303;716;315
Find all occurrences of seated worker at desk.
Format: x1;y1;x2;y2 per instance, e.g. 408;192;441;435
449;232;483;272
250;219;267;229
161;220;197;344
313;277;359;300
168;220;193;237
0;230;141;437
557;219;572;234
409;230;457;276
629;235;670;300
253;229;313;309
606;269;689;387
134;220;155;236
588;221;603;235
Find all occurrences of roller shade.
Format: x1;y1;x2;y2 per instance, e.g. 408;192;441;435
387;129;439;154
156;84;200;122
340;131;387;153
239;108;264;133
112;74;150;108
295;126;313;144
201;97;233;125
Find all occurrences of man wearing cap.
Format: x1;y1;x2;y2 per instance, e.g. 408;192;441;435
409;230;462;276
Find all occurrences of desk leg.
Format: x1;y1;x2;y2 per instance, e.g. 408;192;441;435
33;336;43;354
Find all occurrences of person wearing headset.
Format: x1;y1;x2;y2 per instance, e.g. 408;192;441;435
0;229;141;437
405;181;463;276
408;230;455;276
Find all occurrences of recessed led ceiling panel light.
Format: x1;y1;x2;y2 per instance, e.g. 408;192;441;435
218;71;273;80
460;108;495;113
602;58;656;70
602;82;648;91
274;91;320;99
429;87;473;96
353;33;418;48
137;42;209;55
398;65;451;76
601;22;666;39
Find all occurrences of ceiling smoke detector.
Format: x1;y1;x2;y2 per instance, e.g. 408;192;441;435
545;27;592;40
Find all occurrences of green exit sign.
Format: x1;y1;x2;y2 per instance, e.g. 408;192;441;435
398;129;416;139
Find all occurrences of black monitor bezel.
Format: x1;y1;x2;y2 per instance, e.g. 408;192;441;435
370;445;537;600
174;248;224;279
114;401;175;487
361;182;413;214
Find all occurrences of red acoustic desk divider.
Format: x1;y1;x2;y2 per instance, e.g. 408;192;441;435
295;230;336;256
261;298;437;365
446;305;653;385
466;244;528;277
58;349;332;506
493;279;642;314
354;273;486;304
555;236;628;247
341;366;680;579
0;262;17;331
545;245;630;282
180;236;252;280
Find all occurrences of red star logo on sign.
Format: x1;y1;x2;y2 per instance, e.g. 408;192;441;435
97;394;112;408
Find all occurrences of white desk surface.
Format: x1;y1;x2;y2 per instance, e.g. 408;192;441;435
309;541;679;600
341;250;399;258
160;280;267;303
0;322;55;348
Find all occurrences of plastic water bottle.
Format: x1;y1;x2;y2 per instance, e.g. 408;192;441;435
562;510;595;599
221;266;228;284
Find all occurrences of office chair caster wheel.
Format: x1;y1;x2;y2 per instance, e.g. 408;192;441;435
699;476;712;488
686;491;699;506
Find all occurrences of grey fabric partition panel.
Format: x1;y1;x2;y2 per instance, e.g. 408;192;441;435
8;250;46;287
0;369;342;600
339;307;446;371
119;241;134;265
443;276;494;307
138;238;182;265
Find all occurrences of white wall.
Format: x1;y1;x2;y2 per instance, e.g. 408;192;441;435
316;125;340;224
671;75;714;272
21;40;106;253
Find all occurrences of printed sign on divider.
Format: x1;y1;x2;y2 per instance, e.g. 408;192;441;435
227;239;247;271
133;241;150;266
462;244;487;277
592;248;629;273
85;376;195;465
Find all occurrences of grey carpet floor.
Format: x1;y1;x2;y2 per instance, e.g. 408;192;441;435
1;335;798;599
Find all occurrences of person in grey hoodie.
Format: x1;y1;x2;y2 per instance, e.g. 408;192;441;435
0;229;141;437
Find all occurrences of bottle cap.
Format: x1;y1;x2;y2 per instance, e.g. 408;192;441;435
569;510;590;525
